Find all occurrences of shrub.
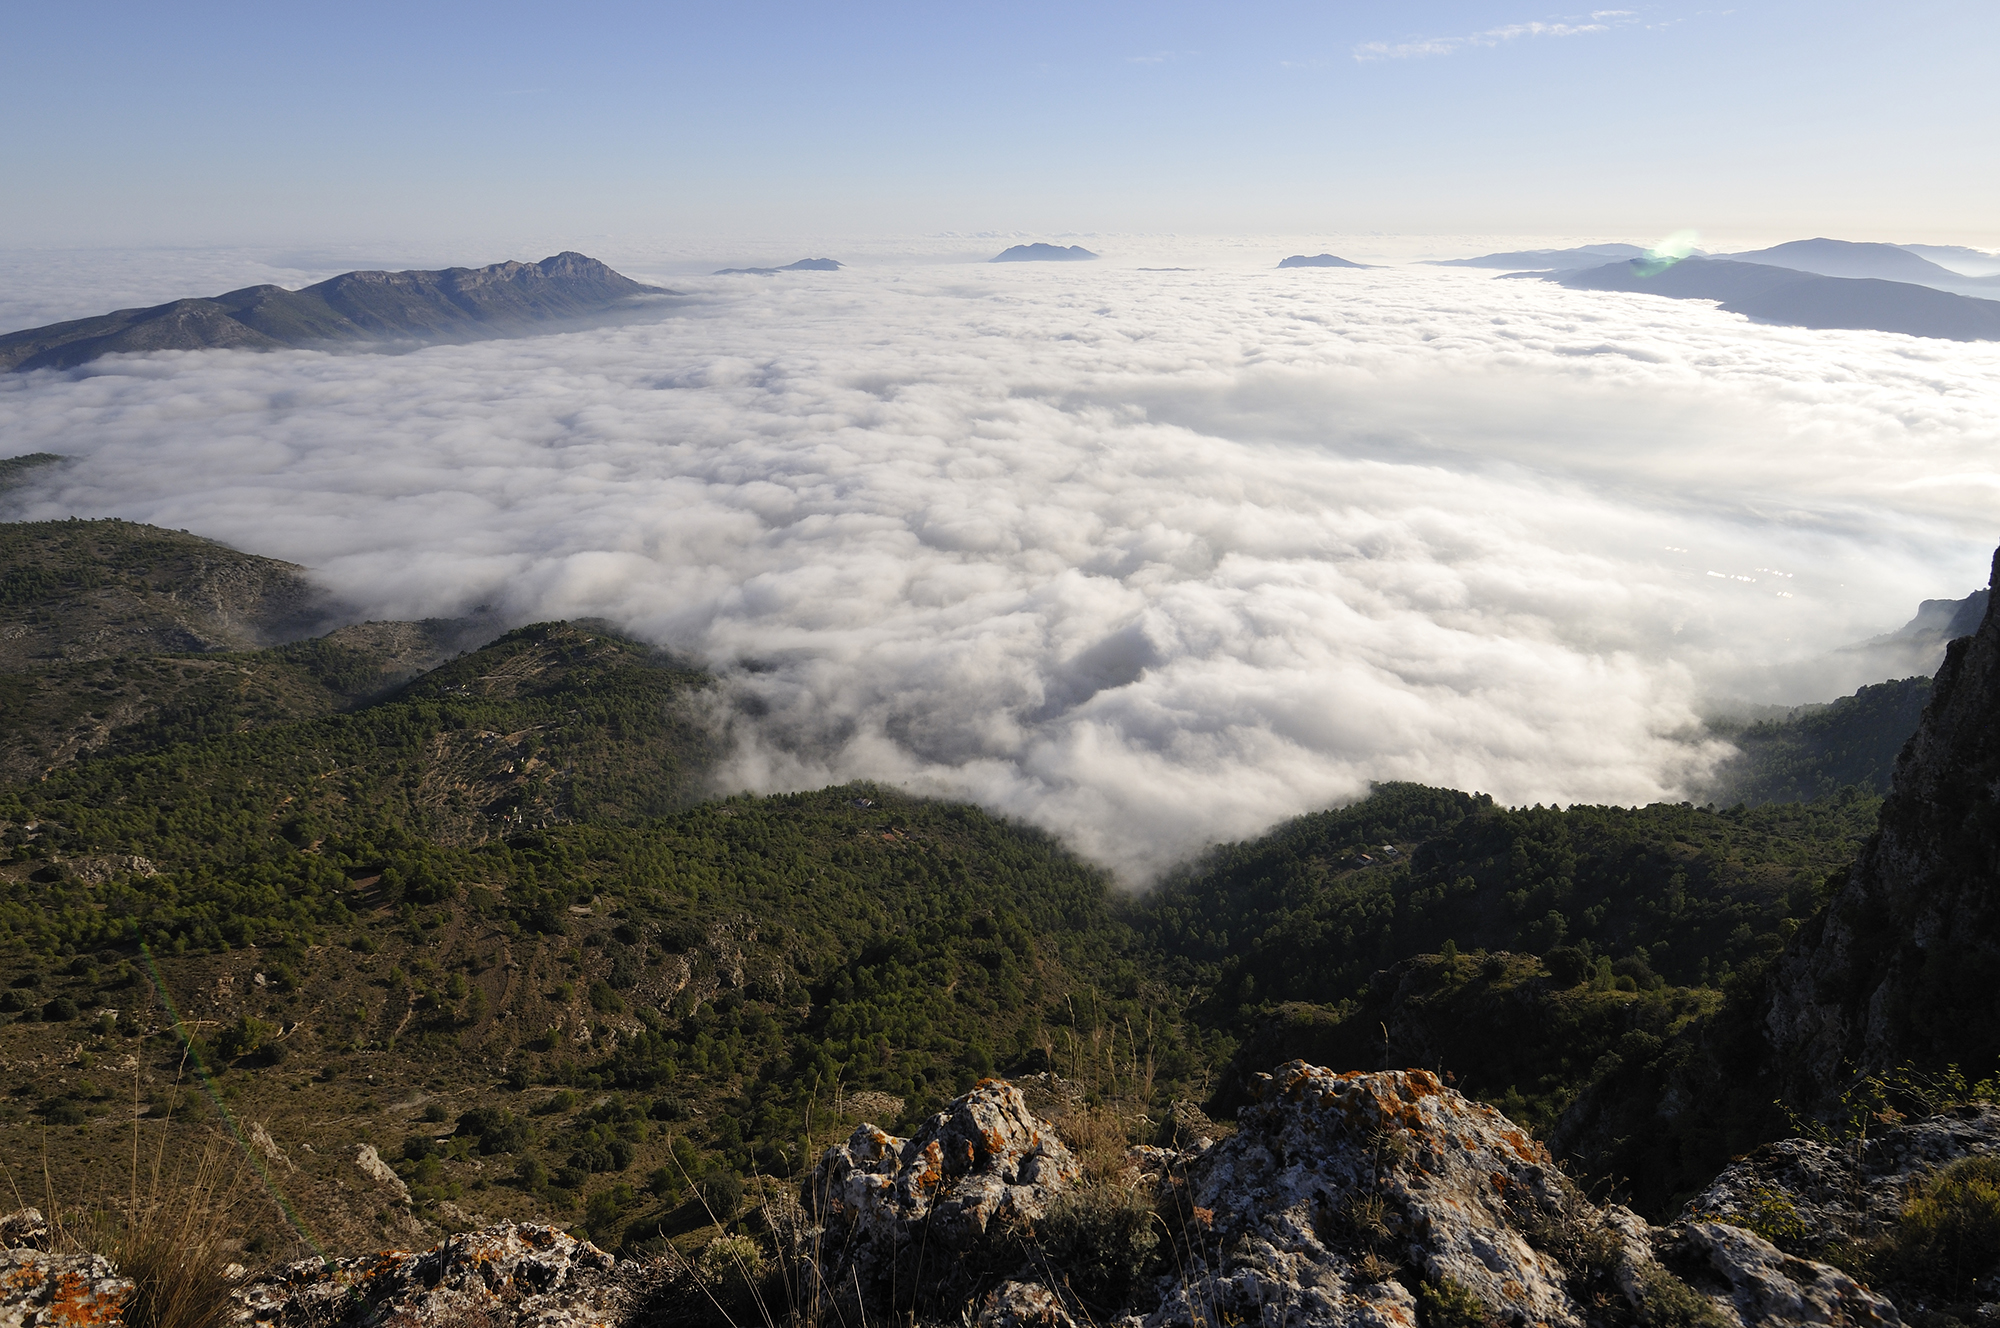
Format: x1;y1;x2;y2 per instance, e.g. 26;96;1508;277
455;1106;529;1154
1416;1275;1499;1328
697;1168;743;1221
1036;1184;1159;1306
1710;1186;1810;1252
694;1232;766;1288
585;1183;636;1233
42;996;80;1022
1892;1155;2000;1296
588;980;625;1014
214;1015;271;1059
41;1097;85;1125
1626;1261;1729;1328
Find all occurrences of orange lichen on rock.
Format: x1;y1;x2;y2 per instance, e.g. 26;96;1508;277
0;1251;133;1328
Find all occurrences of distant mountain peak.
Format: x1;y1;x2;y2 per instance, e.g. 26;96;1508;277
1277;253;1368;269
0;253;674;373
1425;243;1651;270
1721;237;1964;284
990;244;1097;263
713;258;845;275
1548;256;2000;342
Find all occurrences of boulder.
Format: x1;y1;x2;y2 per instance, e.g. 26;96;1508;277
1688;1105;2000;1259
802;1079;1079;1315
1655;1221;1901;1327
0;1247;133;1328
975;1278;1080;1328
0;1210;47;1249
229;1222;625;1328
1146;1063;1664;1328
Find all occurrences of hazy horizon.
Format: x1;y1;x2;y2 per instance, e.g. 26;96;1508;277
3;3;1997;247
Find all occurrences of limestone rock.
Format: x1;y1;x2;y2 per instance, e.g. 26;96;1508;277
0;1247;133;1328
1146;1063;1665;1328
975;1278;1079;1328
230;1222;624;1328
1688;1105;2000;1258
354;1143;412;1204
1655;1221;1902;1327
803;1078;1079;1314
0;1211;46;1249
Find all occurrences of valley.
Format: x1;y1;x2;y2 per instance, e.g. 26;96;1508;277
0;517;1974;1286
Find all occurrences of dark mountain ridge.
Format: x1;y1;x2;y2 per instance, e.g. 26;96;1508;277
1719;237;1967;284
1547;256;2000;341
713;258;843;275
0;252;671;372
1426;242;1650;270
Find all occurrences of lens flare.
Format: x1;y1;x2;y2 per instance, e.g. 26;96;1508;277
1632;229;1702;277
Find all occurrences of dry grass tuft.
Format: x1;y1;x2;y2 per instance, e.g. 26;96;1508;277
108;1144;242;1328
1053;1102;1136;1188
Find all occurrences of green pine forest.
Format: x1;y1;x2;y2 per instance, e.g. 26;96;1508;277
0;517;1944;1259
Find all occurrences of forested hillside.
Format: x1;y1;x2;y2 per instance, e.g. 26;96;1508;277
0;516;1960;1262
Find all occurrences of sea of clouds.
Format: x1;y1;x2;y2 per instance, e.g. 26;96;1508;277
1;241;1995;877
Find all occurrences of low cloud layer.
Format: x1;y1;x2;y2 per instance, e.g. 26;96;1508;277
1;259;1994;876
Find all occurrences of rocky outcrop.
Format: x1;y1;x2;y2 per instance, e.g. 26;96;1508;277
230;1223;627;1328
1687;1104;2000;1262
798;1068;1885;1327
0;1248;132;1328
353;1143;413;1205
1653;1221;1901;1327
1149;1063;1665;1328
803;1079;1079;1316
1767;548;2000;1113
0;1211;46;1249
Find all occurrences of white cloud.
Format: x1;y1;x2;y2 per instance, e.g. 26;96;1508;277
1354;13;1630;61
0;257;1994;879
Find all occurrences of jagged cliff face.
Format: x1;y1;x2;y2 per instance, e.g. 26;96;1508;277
1768;547;2000;1111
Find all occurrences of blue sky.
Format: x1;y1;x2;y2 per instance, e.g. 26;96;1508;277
3;1;1995;246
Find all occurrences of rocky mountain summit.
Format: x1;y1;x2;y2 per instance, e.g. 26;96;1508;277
26;1062;1996;1327
128;1070;1912;1328
0;252;671;371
